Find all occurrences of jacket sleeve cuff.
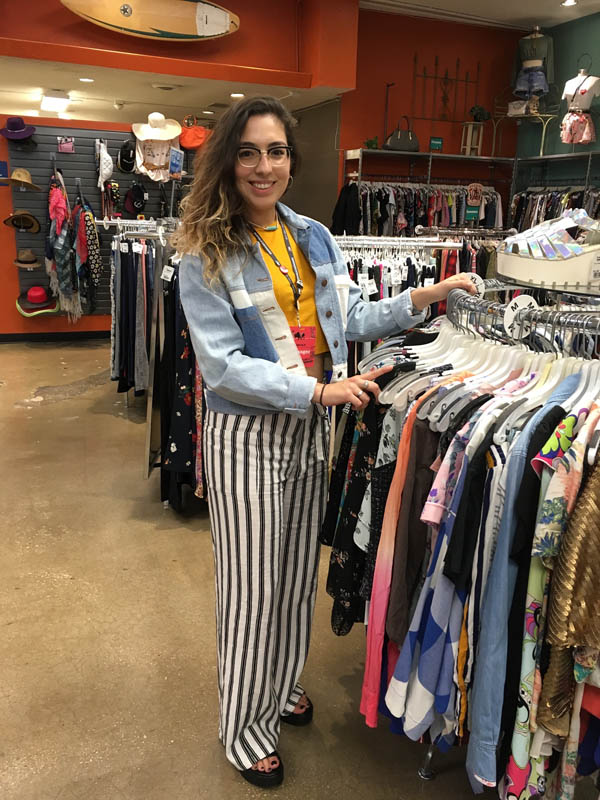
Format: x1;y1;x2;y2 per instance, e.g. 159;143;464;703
284;375;318;416
390;289;427;329
466;742;498;794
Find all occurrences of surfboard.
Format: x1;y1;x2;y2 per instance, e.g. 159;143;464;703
60;0;240;41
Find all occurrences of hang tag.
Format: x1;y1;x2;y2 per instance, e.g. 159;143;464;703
143;192;149;201
132;242;144;254
390;265;402;285
290;325;317;368
401;264;409;281
161;265;175;281
367;278;378;296
424;277;435;287
120;242;129;253
357;273;369;300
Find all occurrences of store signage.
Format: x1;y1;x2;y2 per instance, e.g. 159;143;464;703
59;0;240;41
429;137;443;151
465;207;479;221
0;160;7;186
169;147;184;181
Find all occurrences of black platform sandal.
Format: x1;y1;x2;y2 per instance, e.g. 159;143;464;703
240;752;284;788
280;696;313;727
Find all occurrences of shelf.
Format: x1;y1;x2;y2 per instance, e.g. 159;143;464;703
345;148;514;164
517;151;600;163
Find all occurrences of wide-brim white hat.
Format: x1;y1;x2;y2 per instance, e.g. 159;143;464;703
132;112;181;141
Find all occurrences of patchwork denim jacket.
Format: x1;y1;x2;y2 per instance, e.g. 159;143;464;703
179;203;425;416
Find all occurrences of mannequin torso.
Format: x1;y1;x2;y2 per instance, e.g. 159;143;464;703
563;71;600;111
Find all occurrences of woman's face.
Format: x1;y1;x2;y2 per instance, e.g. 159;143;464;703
234;113;291;223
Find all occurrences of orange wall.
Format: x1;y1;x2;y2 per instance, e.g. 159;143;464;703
0;0;359;91
341;11;522;158
0;116;132;335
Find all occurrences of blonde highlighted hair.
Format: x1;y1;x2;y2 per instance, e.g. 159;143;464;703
171;96;300;284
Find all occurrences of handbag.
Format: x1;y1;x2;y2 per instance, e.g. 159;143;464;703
507;100;528;117
383;116;419;152
179;114;212;150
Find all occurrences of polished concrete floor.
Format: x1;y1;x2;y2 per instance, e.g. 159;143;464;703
1;340;597;800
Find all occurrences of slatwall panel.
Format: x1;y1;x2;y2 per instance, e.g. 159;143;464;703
7;126;192;315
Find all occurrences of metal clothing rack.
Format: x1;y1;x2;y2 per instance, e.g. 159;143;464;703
334;234;461;250
415;224;515;238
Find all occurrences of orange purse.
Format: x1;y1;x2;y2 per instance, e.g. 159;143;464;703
179;115;213;150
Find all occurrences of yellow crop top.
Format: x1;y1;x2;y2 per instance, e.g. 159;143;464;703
252;223;328;355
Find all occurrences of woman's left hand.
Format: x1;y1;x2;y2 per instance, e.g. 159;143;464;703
411;274;478;310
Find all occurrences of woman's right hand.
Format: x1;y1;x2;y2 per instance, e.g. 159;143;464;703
313;365;393;410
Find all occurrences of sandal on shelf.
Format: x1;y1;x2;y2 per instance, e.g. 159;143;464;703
240;752;284;788
280;696;313;727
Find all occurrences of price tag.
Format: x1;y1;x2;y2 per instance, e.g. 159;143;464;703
120;242;129;253
401;264;409;281
367;278;378;296
143;192;149;201
424;277;435;287
357;273;369;300
390;265;402;285
132;242;143;254
160;265;175;281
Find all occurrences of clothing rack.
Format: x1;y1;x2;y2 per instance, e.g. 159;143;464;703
348;177;498;191
447;281;600;342
414;225;515;238
334;234;459;250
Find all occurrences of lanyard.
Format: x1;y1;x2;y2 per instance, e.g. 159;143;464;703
250;216;304;320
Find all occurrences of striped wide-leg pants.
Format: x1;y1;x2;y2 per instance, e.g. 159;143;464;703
203;405;329;770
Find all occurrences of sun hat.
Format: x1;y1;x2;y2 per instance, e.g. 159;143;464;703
132;112;181;141
8;167;41;191
0;116;36;140
3;209;41;234
14;248;42;269
16;290;59;316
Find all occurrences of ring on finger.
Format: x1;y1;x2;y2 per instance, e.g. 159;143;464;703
356;389;364;398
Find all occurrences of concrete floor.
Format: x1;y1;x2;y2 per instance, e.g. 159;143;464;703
0;340;597;800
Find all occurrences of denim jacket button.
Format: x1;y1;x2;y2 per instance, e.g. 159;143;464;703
321;279;328;287
333;340;339;347
325;310;333;318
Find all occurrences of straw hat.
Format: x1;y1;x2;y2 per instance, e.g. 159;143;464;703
132;112;181;141
14;248;42;269
8;167;41;191
3;209;41;234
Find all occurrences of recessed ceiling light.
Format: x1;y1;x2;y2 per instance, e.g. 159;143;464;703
202;110;215;115
40;90;70;113
230;92;245;98
561;0;577;6
79;77;94;83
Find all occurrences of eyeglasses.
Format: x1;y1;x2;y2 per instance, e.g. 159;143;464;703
237;145;292;168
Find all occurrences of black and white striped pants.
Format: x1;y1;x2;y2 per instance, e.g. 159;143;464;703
204;405;329;770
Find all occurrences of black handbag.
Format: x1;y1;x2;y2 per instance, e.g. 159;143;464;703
383;116;419;152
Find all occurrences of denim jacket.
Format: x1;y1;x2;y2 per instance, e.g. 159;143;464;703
179;203;425;416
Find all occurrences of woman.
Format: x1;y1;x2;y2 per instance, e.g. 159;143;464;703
176;96;475;787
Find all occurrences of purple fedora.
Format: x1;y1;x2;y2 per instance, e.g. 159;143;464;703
0;117;36;140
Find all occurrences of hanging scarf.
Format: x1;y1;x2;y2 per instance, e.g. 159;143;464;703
45;169;82;321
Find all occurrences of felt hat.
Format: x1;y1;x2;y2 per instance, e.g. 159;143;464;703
14;248;42;269
132;112;181;141
0;116;36;140
8;168;41;191
16;292;59;317
3;209;41;234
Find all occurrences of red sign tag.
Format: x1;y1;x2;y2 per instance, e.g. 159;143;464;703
290;325;317;368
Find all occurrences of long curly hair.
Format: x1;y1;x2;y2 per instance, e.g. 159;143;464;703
171;96;300;284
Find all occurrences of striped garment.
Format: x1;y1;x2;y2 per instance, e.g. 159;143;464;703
203;405;329;770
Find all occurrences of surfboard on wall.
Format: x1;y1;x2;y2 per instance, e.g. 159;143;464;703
60;0;240;41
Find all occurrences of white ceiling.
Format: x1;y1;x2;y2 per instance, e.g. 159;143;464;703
0;56;340;125
360;0;600;29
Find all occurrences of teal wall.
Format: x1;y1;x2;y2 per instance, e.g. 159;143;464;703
517;12;600;163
